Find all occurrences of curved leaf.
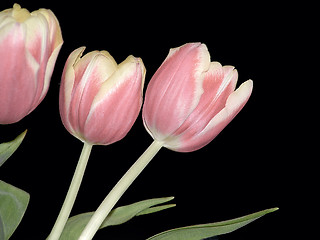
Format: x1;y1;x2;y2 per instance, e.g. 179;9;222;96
137;204;176;216
60;197;175;240
147;207;278;240
0;180;30;240
0;130;27;167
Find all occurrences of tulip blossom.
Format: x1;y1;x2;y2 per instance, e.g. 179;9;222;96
0;4;63;124
59;47;146;145
143;43;253;152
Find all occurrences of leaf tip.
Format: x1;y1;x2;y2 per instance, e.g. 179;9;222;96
21;129;28;138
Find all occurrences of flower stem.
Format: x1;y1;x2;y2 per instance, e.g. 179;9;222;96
78;140;163;240
47;142;93;240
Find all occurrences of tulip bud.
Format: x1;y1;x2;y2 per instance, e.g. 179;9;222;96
142;43;253;152
0;4;63;124
59;47;146;145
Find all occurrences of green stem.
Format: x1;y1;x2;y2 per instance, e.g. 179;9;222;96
47;142;93;240
78;140;163;240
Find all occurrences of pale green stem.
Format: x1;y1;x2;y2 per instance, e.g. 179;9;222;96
78;140;163;240
47;142;93;240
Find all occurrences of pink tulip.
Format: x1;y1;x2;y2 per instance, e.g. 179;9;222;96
59;47;146;145
142;43;253;152
0;4;63;124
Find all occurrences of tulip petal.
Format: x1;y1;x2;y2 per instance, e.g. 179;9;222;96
40;39;63;102
0;23;39;124
90;55;138;106
60;47;86;137
170;63;238;140
73;51;118;130
23;14;48;64
22;13;54;112
35;9;63;51
143;43;210;141
0;14;15;29
83;56;145;144
68;51;100;135
170;80;253;152
201;65;239;121
36;9;63;102
170;62;224;136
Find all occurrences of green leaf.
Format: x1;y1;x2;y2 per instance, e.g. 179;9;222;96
0;180;30;240
0;130;27;168
60;197;175;240
137;204;176;216
147;207;279;240
0;215;5;240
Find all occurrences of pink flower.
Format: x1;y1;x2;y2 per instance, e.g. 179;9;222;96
59;47;146;145
0;4;63;124
142;43;253;152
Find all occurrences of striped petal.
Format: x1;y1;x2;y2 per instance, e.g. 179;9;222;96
0;23;39;123
143;43;210;141
83;56;145;144
173;80;253;152
59;47;85;137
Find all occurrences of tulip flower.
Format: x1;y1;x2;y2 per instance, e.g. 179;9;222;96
0;4;63;124
48;47;145;240
59;47;146;145
142;42;253;152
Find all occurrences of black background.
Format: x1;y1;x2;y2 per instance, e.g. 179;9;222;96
1;0;300;239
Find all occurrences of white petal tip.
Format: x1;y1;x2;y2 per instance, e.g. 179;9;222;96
239;79;253;94
226;80;253;110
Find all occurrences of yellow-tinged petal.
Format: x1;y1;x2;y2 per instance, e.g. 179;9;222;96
63;47;86;112
92;55;139;105
12;4;31;22
33;8;63;50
